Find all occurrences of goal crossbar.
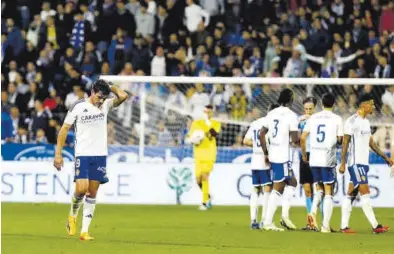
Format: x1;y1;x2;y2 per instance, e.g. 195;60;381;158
100;76;394;85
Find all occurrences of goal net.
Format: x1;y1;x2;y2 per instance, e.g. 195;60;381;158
100;76;394;163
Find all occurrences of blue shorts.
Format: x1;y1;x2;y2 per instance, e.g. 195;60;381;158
311;167;336;184
251;170;272;186
74;156;108;184
271;162;294;182
348;164;369;187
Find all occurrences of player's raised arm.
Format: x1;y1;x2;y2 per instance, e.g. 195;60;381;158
110;85;129;107
54;123;72;171
369;136;393;166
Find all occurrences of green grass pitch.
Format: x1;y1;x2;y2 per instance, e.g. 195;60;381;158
2;203;394;254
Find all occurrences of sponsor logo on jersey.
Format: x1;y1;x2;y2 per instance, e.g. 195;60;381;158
167;167;193;204
80;113;105;123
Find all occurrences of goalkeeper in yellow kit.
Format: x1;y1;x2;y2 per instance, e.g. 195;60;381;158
187;105;221;210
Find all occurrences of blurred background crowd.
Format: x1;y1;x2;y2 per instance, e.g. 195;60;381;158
1;0;393;150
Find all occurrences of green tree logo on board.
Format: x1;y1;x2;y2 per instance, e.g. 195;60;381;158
167;167;193;204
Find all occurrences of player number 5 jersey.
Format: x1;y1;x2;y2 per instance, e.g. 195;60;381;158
244;117;269;170
344;114;371;166
64;98;115;157
303;110;343;167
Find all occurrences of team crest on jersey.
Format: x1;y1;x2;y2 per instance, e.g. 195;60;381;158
361;176;366;181
75;169;80;176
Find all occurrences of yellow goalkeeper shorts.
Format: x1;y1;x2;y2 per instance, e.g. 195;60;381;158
195;160;214;179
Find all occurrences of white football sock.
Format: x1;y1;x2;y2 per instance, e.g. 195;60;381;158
360;194;378;228
264;190;281;226
262;191;271;222
341;196;353;229
282;186;295;218
69;193;84;217
250;187;259;223
81;197;96;233
311;190;323;214
322;195;333;228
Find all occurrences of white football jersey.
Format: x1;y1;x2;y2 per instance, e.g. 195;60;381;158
264;106;298;163
64;98;114;157
303;110;343;167
344;114;371;166
244;117;270;170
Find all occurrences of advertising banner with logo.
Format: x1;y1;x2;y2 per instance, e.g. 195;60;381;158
1;144;389;164
2;162;394;207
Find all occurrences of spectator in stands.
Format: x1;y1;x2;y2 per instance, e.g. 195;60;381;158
374;56;391;78
69;11;91;51
136;2;155;38
65;85;87;109
229;84;247;120
35;128;48;144
126;0;140;16
157;120;173;146
29;100;51;139
1;107;14;143
130;36;152;74
5;18;24;59
188;83;210;118
14;126;29;144
115;0;136;37
151;46;166;76
76;41;103;77
80;3;96;32
283;50;304;77
165;84;188;113
7;82;27;114
26;15;41;48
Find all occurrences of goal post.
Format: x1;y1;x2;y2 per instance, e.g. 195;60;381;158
100;76;394;162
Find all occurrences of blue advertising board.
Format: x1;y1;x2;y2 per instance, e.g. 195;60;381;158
1;144;389;164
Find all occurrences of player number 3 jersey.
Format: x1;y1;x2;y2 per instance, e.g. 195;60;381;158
64;98;114;157
303;110;343;167
264;106;298;163
244;117;269;170
344;114;371;166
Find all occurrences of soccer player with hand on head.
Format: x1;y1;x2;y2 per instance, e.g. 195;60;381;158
301;93;343;233
260;88;299;231
54;80;128;241
243;103;279;229
339;94;393;234
186;105;221;210
298;97;317;230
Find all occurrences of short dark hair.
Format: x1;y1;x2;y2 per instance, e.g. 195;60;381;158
92;79;111;96
277;88;294;105
358;93;374;105
302;96;317;106
322;93;336;108
268;103;280;112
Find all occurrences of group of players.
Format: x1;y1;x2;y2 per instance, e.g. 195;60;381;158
243;89;393;233
53;79;392;241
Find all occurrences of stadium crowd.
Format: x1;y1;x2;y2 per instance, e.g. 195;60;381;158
1;0;394;149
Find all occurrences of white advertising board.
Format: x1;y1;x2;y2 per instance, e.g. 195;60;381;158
2;162;394;207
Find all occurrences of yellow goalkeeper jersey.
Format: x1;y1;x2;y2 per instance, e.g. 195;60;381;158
188;119;221;162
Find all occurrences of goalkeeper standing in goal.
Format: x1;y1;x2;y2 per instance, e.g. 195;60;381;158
187;105;221;210
54;80;128;240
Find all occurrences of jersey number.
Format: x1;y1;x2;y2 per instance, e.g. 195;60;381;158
253;130;261;147
317;124;326;143
273;120;279;138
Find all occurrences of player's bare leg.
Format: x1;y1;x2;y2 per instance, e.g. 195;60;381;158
80;180;100;241
340;183;358;233
67;179;89;236
310;182;324;230
321;183;334;233
358;184;390;234
280;177;297;230
261;184;272;227
250;186;262;229
302;183;314;230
